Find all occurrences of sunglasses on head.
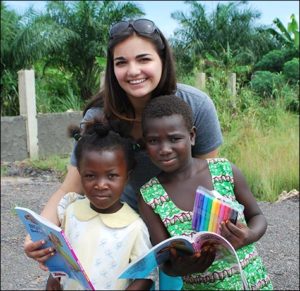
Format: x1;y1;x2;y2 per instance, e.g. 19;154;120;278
109;19;160;39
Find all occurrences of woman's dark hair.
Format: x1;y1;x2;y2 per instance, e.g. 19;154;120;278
142;95;194;134
68;118;136;171
84;19;177;121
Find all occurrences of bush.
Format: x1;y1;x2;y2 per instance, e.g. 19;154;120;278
250;71;285;98
283;58;299;84
35;64;84;113
254;48;298;72
278;83;300;113
254;50;285;72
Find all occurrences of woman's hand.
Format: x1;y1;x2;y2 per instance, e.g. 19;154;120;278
24;235;54;271
161;245;216;276
220;220;253;250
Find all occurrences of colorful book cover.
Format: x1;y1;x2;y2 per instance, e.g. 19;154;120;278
15;206;95;290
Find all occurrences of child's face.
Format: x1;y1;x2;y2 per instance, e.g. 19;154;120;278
144;114;196;173
78;148;128;213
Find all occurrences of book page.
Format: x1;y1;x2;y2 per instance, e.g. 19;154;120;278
192;231;248;289
119;236;193;279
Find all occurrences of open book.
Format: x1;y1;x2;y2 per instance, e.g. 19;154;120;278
119;231;249;290
15;206;95;290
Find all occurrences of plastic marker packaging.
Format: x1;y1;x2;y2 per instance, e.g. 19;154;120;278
192;186;244;234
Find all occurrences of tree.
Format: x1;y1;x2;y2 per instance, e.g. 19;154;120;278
267;14;299;49
170;1;276;77
12;0;144;100
1;2;24;115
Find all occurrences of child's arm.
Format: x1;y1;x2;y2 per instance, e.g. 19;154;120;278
137;193;170;244
220;163;268;250
24;190;82;271
126;279;153;290
23;236;54;271
138;193;215;276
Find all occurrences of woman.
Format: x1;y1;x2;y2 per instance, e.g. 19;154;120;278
24;18;223;273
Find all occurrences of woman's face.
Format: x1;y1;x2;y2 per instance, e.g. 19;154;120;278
113;35;163;104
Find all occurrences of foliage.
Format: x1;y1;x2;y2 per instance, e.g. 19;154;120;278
254;47;298;72
170;1;276;79
283;58;300;84
26;154;69;175
267;14;299;49
34;61;84;113
13;0;144;101
275;83;299;113
1;0;144;116
250;71;285;99
1;164;8;176
1;2;24;116
220;109;299;202
1;70;19;116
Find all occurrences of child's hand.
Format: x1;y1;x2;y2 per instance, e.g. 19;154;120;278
220;220;252;249
24;235;54;271
161;246;216;276
46;274;62;290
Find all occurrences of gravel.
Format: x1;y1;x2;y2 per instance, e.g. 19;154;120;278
1;172;299;290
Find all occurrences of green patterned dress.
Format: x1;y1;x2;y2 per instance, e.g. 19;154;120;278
140;158;273;290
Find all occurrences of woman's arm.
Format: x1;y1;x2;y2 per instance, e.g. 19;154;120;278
40;165;82;224
24;165;83;265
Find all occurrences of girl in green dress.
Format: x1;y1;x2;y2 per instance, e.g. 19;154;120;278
138;95;273;290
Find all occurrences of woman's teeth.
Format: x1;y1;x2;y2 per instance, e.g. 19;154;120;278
129;79;146;84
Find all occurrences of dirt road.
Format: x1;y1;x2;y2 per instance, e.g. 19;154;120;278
1;174;299;290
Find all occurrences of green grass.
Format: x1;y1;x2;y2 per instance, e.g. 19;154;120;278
29;155;69;172
1;164;8;176
220;111;299;202
1;155;69;181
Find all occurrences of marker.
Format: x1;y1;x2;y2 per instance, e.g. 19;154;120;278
199;193;209;231
223;204;232;222
192;191;200;230
217;203;228;233
203;195;213;231
194;191;204;231
208;199;221;232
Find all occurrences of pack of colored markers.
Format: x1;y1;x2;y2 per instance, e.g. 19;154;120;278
192;186;244;234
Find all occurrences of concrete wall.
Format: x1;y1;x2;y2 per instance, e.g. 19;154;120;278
1;116;28;161
1;111;82;162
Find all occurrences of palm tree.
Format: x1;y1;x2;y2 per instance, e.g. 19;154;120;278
267;14;299;49
12;0;144;100
170;1;275;75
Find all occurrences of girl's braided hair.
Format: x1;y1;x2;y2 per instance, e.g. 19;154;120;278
68;118;137;171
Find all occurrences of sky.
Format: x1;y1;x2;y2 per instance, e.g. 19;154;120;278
4;1;300;38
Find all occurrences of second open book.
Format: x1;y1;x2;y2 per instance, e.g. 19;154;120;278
119;231;248;289
119;186;248;289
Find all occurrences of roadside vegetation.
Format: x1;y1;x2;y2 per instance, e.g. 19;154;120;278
1;1;299;202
